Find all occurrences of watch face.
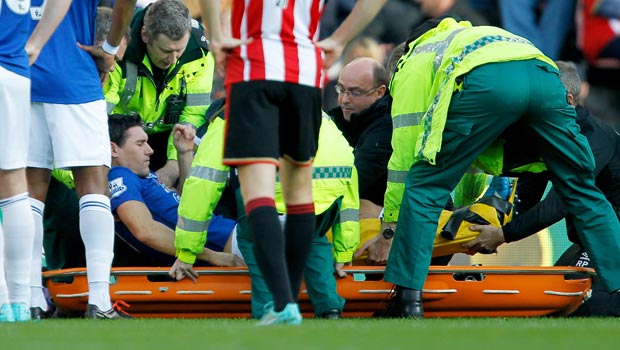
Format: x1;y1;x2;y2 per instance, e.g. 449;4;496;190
382;227;394;239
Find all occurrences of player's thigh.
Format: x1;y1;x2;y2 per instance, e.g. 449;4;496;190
224;81;282;164
0;67;30;170
279;83;321;165
45;100;111;169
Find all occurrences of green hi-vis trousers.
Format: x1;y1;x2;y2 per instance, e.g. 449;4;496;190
235;195;345;318
385;59;620;292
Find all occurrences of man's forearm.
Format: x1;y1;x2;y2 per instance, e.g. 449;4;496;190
27;0;72;58
197;0;223;42
176;153;193;195
503;190;566;243
326;0;386;47
136;221;178;257
107;0;137;47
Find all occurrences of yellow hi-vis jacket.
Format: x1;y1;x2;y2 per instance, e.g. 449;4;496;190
383;18;554;223
174;116;229;264
104;8;215;162
174;114;360;264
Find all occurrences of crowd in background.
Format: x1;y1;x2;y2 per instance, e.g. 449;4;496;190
100;0;619;130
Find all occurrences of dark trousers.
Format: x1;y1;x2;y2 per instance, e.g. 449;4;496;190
556;244;620;317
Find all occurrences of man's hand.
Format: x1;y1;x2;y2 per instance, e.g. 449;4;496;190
354;229;393;265
209;37;252;78
169;259;199;283
462;225;505;255
315;37;344;70
334;262;351;278
77;42;117;84
172;124;196;155
25;44;43;66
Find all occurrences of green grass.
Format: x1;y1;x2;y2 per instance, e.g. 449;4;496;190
1;318;619;350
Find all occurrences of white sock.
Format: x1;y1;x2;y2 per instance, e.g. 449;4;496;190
0;225;9;306
1;193;34;305
79;194;114;310
29;198;48;311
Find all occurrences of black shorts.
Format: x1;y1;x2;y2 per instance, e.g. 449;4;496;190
223;81;321;166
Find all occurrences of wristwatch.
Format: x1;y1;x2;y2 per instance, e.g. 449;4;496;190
382;227;395;240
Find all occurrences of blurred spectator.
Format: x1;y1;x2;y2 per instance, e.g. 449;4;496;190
361;0;423;45
320;0;356;40
412;0;490;29
467;0;501;26
576;0;620;129
498;0;576;60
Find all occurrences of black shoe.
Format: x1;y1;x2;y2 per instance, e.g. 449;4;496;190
51;308;79;319
30;307;52;320
373;286;424;319
318;308;342;319
85;304;132;319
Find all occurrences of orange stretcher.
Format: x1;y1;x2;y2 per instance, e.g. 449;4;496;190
43;266;593;318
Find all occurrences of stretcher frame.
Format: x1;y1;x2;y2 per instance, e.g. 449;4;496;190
43;266;593;318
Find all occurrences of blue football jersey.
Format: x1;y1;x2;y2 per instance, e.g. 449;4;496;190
0;0;31;77
30;0;103;103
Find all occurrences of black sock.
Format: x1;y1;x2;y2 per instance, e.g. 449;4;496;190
247;198;292;312
284;203;315;301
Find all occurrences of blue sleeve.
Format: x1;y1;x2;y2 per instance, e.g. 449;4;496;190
108;167;145;211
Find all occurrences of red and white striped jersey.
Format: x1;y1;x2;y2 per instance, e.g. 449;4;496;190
225;0;326;88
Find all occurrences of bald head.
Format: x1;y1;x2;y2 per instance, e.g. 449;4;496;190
337;57;387;121
342;57;388;87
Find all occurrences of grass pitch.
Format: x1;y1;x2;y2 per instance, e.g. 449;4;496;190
1;317;619;350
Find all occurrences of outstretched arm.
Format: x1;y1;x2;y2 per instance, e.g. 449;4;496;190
116;200;179;257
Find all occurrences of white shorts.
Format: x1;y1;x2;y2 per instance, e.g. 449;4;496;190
28;100;111;170
0;66;30;170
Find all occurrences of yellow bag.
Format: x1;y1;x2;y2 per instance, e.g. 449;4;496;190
432;179;517;257
337;180;517;262
350;218;382;264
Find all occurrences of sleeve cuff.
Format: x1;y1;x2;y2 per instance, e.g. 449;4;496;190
334;251;353;263
382;208;399;223
501;224;516;243
177;250;198;265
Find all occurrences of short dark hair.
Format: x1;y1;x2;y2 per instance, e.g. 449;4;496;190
372;60;388;87
108;114;143;146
